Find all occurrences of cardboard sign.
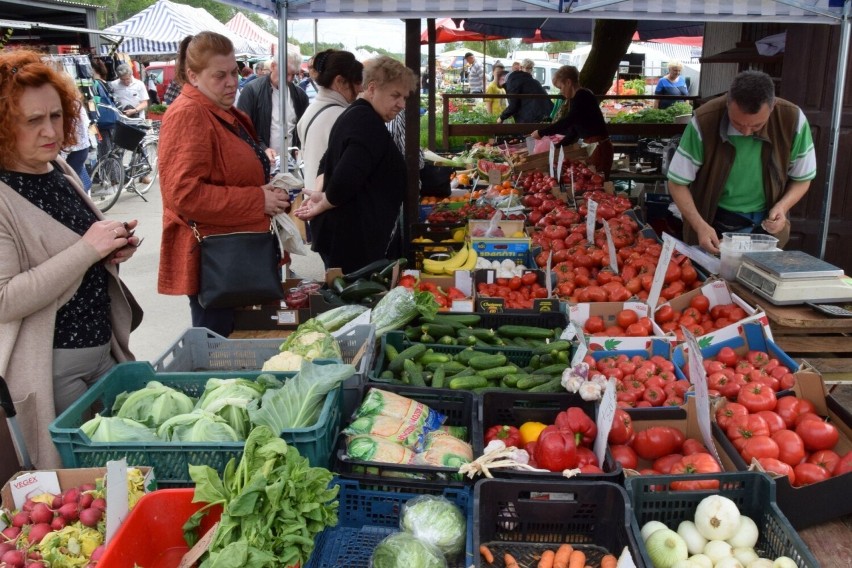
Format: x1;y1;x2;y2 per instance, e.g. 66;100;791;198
603;222;619;274
570;321;588;366
593;378;618;466
647;233;676;310
105;459;130;543
672;236;722;276
549;141;556;179
682;327;723;465
586;199;598;243
556;146;565;184
8;471;61;510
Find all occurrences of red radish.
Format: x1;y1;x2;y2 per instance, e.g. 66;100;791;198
90;544;107;561
1;549;25;567
62;488;81;505
79;507;102;527
27;551;42;560
50;516;68;531
11;511;30;528
22;499;35;512
91;498;106;511
51;494;63;509
1;526;21;541
28;562;47;568
0;542;14;555
26;523;52;545
58;503;79;522
79;483;96;492
79;493;94;509
29;504;52;525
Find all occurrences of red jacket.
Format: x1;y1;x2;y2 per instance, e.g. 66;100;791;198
158;83;270;295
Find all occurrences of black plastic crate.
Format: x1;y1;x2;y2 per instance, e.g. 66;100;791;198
334;384;479;487
626;472;819;568
476;390;622;482
474;479;643;567
477;310;568;329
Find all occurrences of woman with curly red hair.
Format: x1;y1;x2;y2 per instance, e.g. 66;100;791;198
0;50;142;468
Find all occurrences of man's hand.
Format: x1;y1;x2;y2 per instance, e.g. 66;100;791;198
761;204;787;235
696;221;721;255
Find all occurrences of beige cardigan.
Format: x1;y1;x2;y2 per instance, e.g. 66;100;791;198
0;158;139;469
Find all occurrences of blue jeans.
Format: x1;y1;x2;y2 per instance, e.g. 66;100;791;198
736;210;767;232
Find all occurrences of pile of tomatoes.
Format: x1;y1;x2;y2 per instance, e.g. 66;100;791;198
581;309;655;337
655;297;752;342
580;354;691;408
476;272;550;310
608;409;723;489
425;202;496;224
682;348;797;400
716;395;850;487
560;161;606;194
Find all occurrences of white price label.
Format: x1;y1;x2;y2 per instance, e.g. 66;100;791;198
682;326;723;465
546;250;553;297
568;168;576;204
549;141;556;179
603;222;619;274
647;234;676;310
570;321;588;366
586;199;598;243
593;378;618;466
557;146;565;184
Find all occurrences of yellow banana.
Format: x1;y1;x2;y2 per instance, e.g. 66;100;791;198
441;243;469;271
424;244;467;274
456;245;478;272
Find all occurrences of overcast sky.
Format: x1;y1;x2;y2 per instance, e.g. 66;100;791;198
284;18;430;54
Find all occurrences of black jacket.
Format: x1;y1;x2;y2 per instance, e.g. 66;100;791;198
236;75;309;149
499;71;553;124
538;88;608;145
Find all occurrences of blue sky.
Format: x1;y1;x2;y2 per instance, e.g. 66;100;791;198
285;18;438;54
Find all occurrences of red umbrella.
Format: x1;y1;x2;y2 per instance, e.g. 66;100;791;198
420;18;505;44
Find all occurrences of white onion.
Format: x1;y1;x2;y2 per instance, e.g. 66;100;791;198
694;495;741;541
671;561;699;568
733;548;759;566
677;520;707;555
688;554;713;568
646;529;689;568
703;540;733;564
747;560;774;568
773;557;798;568
641;520;669;542
727;516;759;549
716;558;745;568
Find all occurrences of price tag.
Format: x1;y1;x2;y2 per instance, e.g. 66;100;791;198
646;233;676;310
682;326;723;465
556;146;565;183
603;222;619;274
570;321;588;366
568;167;576;204
593;378;618;466
586;199;598;243
545;250;553;297
548;141;556;179
617;546;639;568
105;459;129;544
673;239;721;276
525;136;535;154
488;168;502;186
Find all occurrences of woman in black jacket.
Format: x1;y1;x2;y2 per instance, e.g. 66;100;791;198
295;56;418;273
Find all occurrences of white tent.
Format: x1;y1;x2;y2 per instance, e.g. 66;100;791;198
225;12;300;56
102;0;269;57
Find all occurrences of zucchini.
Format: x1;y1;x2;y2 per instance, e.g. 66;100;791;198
517;375;558;390
449;375;488;390
339;279;387;302
404;359;426;387
478;365;521;380
497;325;557;340
528;378;565;392
319;288;346;308
468;354;508;370
533;363;570;375
342;259;393;283
432;366;446;389
388;343;427;373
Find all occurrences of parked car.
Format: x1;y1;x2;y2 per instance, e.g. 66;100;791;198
146;61;176;102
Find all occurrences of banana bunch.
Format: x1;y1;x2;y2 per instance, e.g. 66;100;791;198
423;242;477;275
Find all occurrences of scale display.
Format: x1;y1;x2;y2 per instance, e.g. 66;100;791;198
736;250;852;305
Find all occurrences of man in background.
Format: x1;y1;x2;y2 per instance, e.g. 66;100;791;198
498;59;552;124
463;52;484;94
110;63;148;118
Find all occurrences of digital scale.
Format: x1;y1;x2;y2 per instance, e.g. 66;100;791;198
735;250;852;305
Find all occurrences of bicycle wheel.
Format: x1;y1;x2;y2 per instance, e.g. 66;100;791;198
134;139;159;195
89;155;125;212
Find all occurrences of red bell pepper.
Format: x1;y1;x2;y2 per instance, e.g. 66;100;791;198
555;407;598;447
446;287;467;300
398;274;417;289
484;424;522;448
534;425;578;472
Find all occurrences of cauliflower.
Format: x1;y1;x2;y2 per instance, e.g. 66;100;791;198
262;351;304;372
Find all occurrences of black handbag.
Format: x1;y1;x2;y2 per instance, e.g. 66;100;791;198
192;223;284;309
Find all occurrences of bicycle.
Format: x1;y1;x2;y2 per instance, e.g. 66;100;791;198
89;110;159;213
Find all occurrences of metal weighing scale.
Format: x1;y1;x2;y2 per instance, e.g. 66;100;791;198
735;250;852;305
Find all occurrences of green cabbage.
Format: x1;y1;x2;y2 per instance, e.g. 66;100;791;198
370;532;447;568
80;414;160;443
195;378;265;439
157;410;241;442
278;319;342;360
400;495;467;558
112;380;195;428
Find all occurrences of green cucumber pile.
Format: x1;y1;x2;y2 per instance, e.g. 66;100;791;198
402;314;562;347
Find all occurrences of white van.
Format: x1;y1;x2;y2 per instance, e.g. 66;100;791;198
528;61;564;94
508;50;550;62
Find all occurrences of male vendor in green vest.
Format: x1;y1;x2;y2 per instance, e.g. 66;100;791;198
667;70;817;254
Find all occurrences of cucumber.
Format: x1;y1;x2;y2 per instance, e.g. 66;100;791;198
449;366;476;379
403;359;426;387
339;279;387;302
424;314;481;326
379;370;395;381
478;365;521;380
388;343;427;373
468;354;508;370
432;366;446;389
440;361;468;375
420;333;435;343
532;340;572;354
421;323;457;338
437;335;458;346
517;375;559;390
419;316;466;330
510;336;532;348
403;326;422;341
384;343;399;363
459;328;500;344
502;373;531;388
332;277;347;295
454;348;480;365
528;354;541;369
420;351;451;365
497;325;557;340
533;363;570;375
528;378;565;392
342;259;393;283
449;375;488;390
459;335;478;346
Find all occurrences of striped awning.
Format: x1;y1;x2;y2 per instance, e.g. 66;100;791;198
101;0;270;56
225;12;300;55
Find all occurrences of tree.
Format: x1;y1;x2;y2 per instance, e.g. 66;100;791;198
356;45;404;60
546;41;577;55
460;39;515;58
241;10;277;36
579;20;637;94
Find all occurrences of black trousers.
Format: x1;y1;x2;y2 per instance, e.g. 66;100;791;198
188;295;235;337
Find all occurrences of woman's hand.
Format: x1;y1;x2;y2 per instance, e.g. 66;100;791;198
263;185;290;216
264;147;277;162
295;191;333;221
530;130;541;140
83;219;138;259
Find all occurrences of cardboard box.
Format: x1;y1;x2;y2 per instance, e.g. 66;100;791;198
657;278;771;347
473;269;560;313
406;270;475;313
566;301;669;350
714;368;852;529
469;220;530;265
233;278;312;330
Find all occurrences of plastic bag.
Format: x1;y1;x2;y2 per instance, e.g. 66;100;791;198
414;430;473;468
370;532;447;568
273;212;309;256
399;495;467;558
532;134;563;154
484;210;504;237
345;388;445;450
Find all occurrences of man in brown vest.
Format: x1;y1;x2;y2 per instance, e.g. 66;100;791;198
667;71;816;254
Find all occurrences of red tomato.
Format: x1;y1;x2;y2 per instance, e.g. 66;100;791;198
716;402;749;431
793;462;832;486
608;409;634;445
755;410;786;434
575;446;599;468
775;397;817;428
740;435;780;463
715;346;738;368
796;420;840;451
655;305;675;324
747;350;771;368
737;383;778;413
726;414;770;448
521;272;538;286
508;276;522;291
670;453;723;490
689;295;711;314
758;457;796;485
771;429;806;467
808;450;841;474
610;444;638;470
626;323;649;337
681;438;707;455
632;426;685;460
652;453;685;474
616;309;639;329
835;452;852;476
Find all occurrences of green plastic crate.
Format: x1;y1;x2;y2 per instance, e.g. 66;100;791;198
626;472;819;568
49;362;341;487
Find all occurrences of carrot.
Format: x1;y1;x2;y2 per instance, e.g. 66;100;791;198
538;549;556;568
568;549;586;568
600;554;618;568
553;544;573;568
505;552;521;568
479;545;494;564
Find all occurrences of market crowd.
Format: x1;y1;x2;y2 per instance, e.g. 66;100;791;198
0;30;815;470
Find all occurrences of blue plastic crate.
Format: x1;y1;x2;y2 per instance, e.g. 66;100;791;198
306;478;474;568
49;362;341;487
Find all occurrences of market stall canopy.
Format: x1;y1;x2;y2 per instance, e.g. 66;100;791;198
464;18;704;43
420;17;505;44
226;12;300;55
102;0;269;57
